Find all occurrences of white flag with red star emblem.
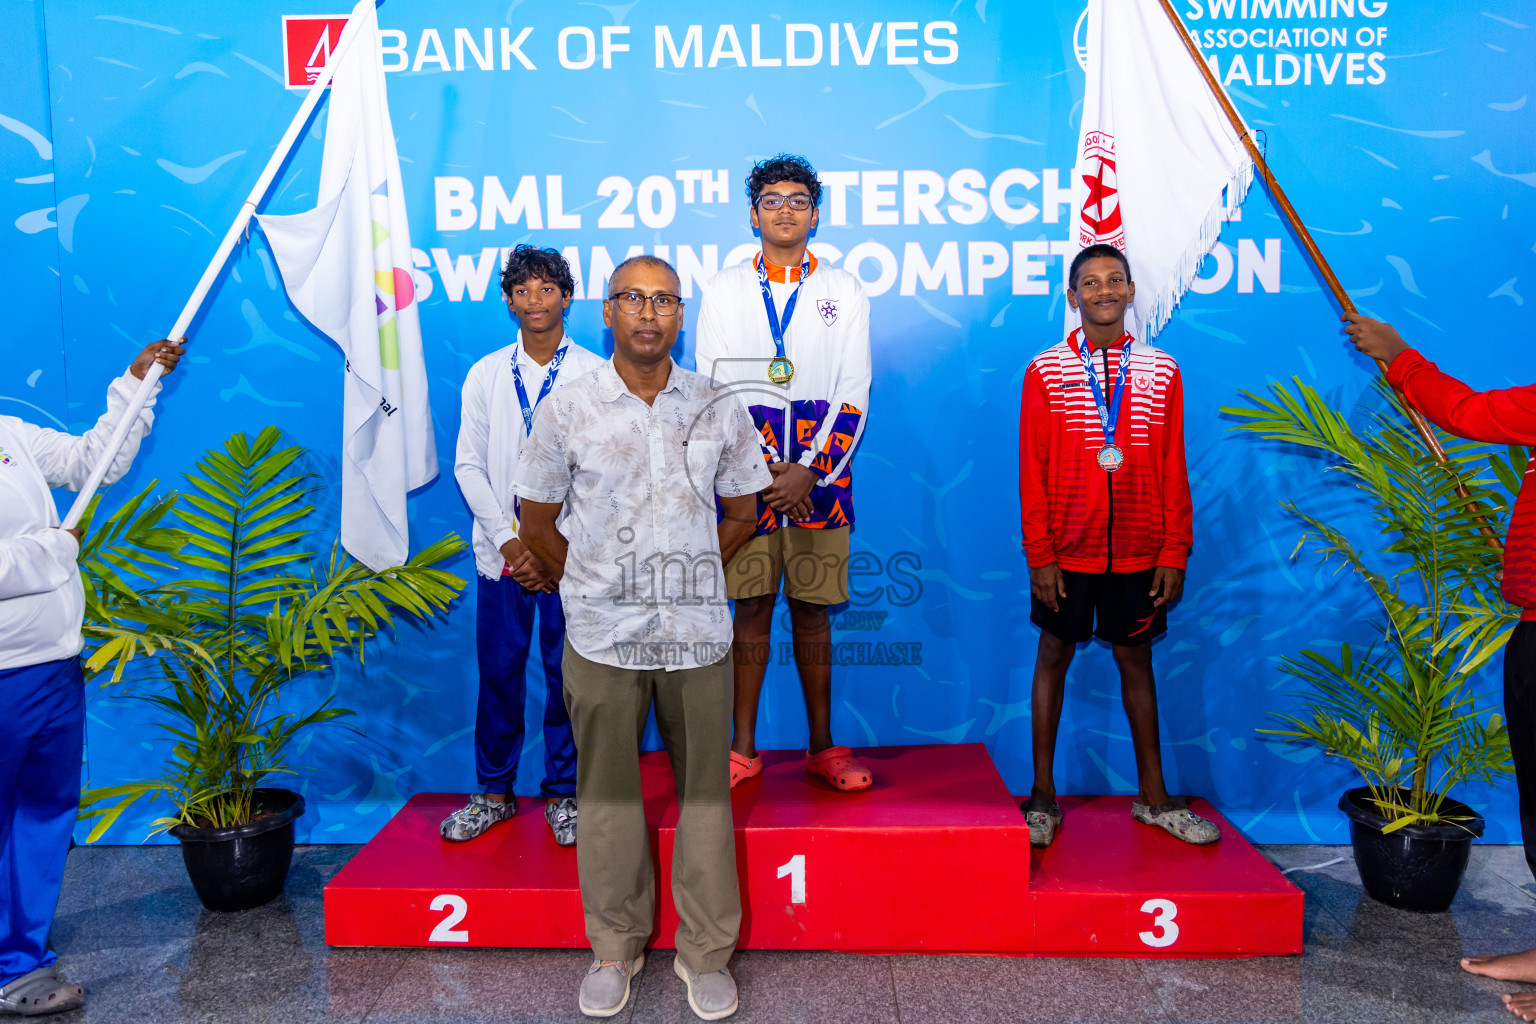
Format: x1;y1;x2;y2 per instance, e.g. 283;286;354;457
256;0;436;571
1072;0;1255;338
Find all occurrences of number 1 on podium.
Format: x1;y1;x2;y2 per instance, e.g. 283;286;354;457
777;854;806;905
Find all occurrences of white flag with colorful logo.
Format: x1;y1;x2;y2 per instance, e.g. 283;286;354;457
1073;0;1255;337
256;0;435;571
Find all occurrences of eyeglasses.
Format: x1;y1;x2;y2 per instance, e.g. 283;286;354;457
607;290;682;317
756;192;814;212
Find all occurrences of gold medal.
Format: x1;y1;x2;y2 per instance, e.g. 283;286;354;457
768;356;794;385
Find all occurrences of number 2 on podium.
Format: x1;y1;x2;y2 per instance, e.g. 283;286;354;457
1138;898;1179;948
429;894;469;943
776;854;806;905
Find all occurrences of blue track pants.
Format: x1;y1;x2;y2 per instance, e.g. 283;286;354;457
0;657;83;986
475;575;575;798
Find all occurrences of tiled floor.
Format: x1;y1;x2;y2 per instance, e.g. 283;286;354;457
39;842;1536;1022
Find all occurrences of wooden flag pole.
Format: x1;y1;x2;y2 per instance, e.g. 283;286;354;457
1153;0;1501;548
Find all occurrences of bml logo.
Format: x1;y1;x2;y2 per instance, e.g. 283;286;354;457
281;14;350;90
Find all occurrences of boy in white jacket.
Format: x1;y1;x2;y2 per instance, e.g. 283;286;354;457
694;155;874;793
0;338;182;1016
447;247;603;846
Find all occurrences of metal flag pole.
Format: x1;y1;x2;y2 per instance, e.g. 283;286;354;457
1152;0;1501;548
60;0;373;530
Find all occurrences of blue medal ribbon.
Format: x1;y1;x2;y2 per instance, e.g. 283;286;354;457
509;340;569;539
1075;328;1133;454
755;250;812;370
511;340;569;435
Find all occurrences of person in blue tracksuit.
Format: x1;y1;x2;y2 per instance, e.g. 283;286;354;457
0;338;182;1016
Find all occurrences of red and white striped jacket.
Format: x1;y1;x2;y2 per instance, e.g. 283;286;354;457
1018;330;1193;574
1388;348;1536;619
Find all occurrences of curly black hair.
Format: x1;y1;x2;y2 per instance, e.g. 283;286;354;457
1069;242;1132;291
501;244;576;299
745;153;822;208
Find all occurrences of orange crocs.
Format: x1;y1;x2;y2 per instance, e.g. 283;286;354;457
805;746;874;792
729;750;763;788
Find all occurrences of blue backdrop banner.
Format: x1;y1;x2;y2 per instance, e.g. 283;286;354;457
1;0;1532;844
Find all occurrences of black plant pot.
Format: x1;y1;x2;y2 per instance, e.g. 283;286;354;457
1339;786;1484;913
169;788;305;913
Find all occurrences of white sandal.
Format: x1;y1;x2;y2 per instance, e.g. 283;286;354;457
0;967;84;1017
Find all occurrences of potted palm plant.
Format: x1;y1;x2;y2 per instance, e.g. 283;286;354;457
77;427;465;912
1225;379;1517;912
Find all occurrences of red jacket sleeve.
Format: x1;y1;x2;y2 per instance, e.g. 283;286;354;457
1157;364;1193;571
1019;363;1057;567
1387;349;1536;446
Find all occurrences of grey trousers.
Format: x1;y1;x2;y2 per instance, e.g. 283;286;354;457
561;640;740;973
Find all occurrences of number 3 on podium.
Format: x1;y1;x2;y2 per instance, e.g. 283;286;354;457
1138;898;1179;948
776;854;806;905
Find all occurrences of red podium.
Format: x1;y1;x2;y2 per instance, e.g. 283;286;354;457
323;744;1301;957
1028;795;1303;956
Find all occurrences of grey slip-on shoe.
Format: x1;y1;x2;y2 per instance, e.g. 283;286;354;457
578;954;643;1018
545;796;578;847
673;956;739;1021
440;793;516;842
1132;797;1221;845
1021;797;1063;848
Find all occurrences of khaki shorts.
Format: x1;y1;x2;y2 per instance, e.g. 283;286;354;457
725;527;850;605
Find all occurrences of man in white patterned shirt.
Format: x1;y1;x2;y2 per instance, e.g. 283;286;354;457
514;256;770;1021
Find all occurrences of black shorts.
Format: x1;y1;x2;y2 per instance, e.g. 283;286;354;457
1029;568;1167;647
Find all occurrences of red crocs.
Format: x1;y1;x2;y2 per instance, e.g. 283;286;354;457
805;746;874;791
729;750;762;788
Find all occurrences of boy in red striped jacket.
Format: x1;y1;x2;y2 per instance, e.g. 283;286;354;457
1018;244;1218;848
1347;314;1536;1019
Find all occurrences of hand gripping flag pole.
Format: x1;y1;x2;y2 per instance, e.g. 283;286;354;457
1152;0;1502;549
59;0;374;531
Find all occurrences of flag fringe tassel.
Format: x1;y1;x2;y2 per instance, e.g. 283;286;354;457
1141;140;1254;340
